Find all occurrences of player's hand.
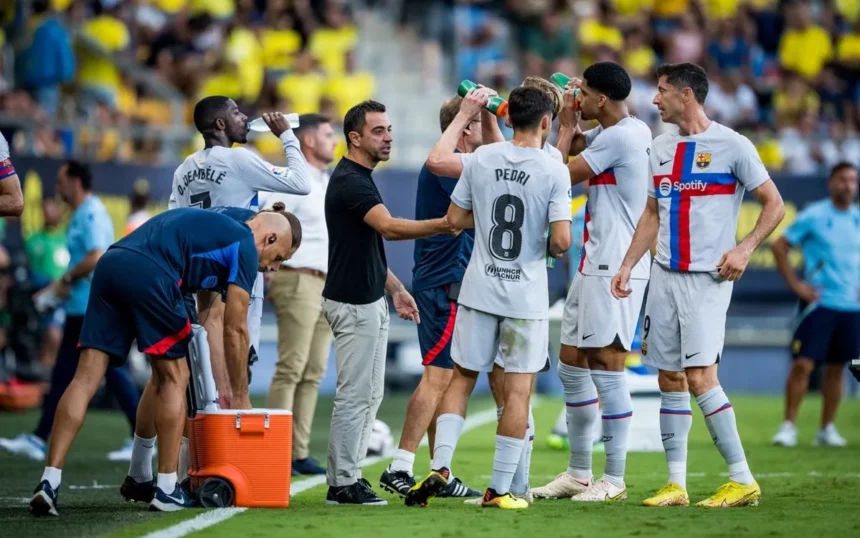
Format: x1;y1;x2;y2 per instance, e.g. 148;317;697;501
792;280;820;304
263;112;292;138
558;88;580;129
459;88;489;119
716;245;751;282
393;290;420;324
217;386;234;409
610;266;633;299
439;215;461;236
477;84;498;98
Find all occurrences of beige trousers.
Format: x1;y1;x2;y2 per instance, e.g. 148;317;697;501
266;269;332;460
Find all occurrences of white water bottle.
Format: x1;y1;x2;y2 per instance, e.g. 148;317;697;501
247;113;301;132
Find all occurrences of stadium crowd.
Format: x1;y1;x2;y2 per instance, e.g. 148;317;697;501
1;0;859;173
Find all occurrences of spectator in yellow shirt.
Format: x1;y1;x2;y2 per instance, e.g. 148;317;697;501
309;2;357;76
76;0;130;110
779;1;833;80
276;50;325;115
622;26;656;78
837;19;860;68
772;71;821;129
260;13;303;78
580;1;624;65
325;55;376;119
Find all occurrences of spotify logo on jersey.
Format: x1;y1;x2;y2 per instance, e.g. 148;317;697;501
659;177;672;196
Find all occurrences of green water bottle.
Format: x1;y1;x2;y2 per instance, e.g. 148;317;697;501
551;72;581;110
546;229;557;269
457;80;509;118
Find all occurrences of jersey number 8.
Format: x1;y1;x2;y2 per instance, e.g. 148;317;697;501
489;194;525;261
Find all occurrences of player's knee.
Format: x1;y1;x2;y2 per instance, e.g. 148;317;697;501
792;358;816;377
152;357;190;388
73;350;110;391
657;369;688;392
685;367;718;396
559;344;586;368
422;365;454;394
587;345;626;371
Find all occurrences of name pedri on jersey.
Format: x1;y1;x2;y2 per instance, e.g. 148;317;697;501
649;122;770;272
578;116;653;280
452;141;571;320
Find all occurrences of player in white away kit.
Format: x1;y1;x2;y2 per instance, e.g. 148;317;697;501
533;62;651;503
407;87;572;510
153;96;308;486
421;78;569;505
612;63;785;508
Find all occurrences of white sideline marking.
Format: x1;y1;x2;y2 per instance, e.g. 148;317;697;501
140;403;513;538
140;508;248;538
69;483;120;490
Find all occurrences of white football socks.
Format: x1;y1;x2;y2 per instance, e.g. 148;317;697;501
128;434;155;483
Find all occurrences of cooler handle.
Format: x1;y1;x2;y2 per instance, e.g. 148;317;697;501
235;412;269;434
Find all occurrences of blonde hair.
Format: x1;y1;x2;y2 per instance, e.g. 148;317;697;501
522;76;562;119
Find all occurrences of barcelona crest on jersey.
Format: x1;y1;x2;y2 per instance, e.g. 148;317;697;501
695;152;711;169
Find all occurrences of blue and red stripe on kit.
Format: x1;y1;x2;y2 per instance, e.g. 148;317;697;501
653;142;736;271
577;168;617;273
0;159;15;180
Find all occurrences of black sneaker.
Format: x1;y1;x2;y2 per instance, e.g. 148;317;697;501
121;475;155;503
326;482;388;506
30;480;59;517
293;457;326;475
404;467;449;507
379;467;415;498
437;477;482;498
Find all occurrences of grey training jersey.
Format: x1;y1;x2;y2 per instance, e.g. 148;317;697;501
452;141;572;319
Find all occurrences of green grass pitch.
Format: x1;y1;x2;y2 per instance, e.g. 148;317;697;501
1;393;859;537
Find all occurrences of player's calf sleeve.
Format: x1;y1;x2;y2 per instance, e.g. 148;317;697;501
591;370;632;487
558;362;598;480
490;435;525;496
511;405;535;495
695;387;754;486
177;437;189;481
431;414;465;471
129;434;156;483
553;407;567;434
659;391;692;489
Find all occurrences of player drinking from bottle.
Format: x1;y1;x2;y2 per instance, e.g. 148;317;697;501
533;61;652;503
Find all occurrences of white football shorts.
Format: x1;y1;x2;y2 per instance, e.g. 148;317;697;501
641;263;733;372
452;305;548;374
561;273;647;351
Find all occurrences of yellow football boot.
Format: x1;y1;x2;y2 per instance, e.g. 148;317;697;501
696;481;761;508
481;489;529;510
642;482;690;507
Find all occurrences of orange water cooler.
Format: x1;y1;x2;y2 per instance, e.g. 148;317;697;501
186;409;293;508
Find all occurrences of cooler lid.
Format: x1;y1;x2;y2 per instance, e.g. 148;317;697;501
198;409;293;416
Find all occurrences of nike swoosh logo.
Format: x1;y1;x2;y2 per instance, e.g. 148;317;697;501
685;352;700;360
659;159;672;166
583;334;594;340
164;493;187;504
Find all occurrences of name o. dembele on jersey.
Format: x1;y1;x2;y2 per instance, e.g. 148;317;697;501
451;141;571;320
648;122;770;272
169;130;310;212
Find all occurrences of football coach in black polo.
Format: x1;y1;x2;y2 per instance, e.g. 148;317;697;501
322;100;457;505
